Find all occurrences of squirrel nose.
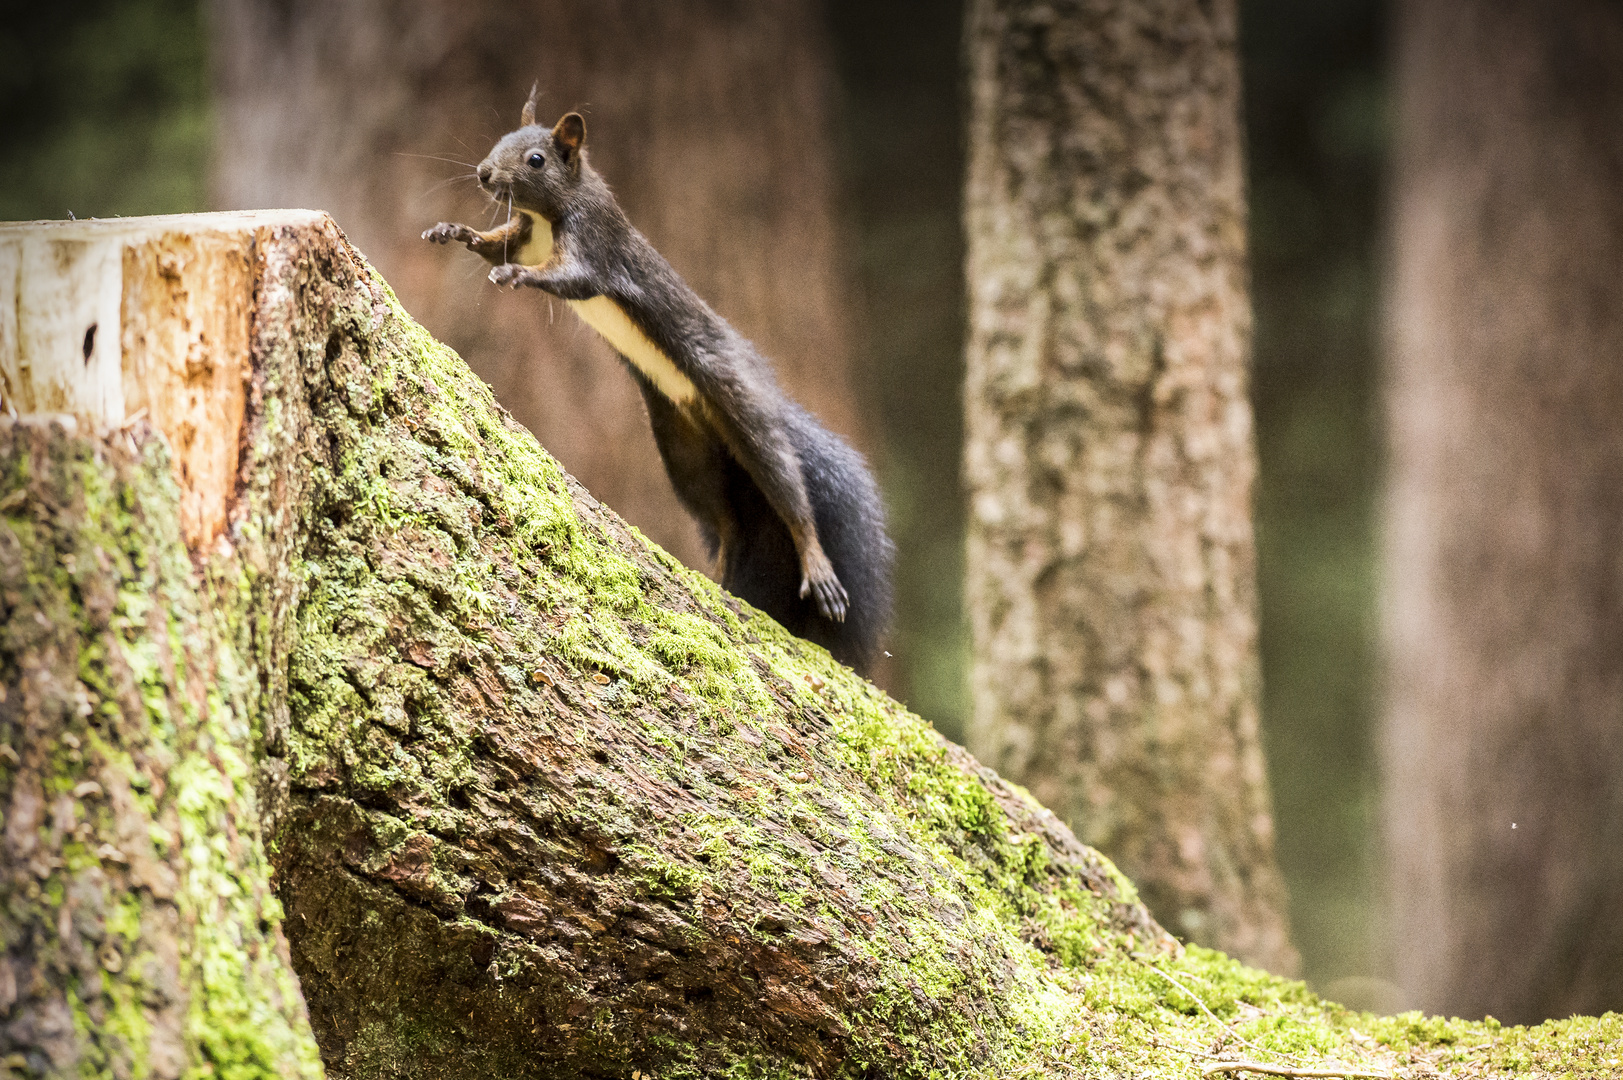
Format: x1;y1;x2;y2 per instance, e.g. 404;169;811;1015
477;164;493;185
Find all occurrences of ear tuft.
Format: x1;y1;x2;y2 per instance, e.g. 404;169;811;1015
520;82;539;127
553;112;586;161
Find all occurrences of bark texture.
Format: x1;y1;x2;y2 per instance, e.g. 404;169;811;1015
1;210;1618;1079
210;0;863;580
0;428;322;1078
1382;0;1623;1023
963;0;1295;973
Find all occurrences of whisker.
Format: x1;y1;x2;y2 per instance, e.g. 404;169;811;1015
412;174;480;202
504;193;514;263
392;151;480;170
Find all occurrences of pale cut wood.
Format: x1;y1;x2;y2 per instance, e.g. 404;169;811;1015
0;211;327;1080
0;210;319;545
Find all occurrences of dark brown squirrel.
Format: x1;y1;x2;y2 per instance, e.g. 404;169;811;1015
422;94;893;674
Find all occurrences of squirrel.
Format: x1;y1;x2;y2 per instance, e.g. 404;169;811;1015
422;94;893;674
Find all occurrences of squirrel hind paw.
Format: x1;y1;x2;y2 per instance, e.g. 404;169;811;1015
801;573;850;623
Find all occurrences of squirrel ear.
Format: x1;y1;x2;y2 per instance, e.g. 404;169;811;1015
520;83;539;127
552;112;586;161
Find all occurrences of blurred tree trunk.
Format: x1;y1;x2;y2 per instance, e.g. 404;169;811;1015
211;0;863;587
962;0;1296;973
1382;0;1623;1024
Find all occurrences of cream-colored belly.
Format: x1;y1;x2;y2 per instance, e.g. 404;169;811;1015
514;210;556;267
514;211;698;408
568;296;698;406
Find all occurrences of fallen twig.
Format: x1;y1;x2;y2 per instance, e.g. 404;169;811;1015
1201;1062;1392;1079
1145;965;1305;1065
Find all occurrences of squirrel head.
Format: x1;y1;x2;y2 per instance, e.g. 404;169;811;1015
477;93;588;221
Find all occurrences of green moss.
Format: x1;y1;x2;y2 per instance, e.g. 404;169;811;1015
118;453;323;1080
625;843;705;904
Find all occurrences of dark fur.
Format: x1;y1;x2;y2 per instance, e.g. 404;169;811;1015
424;105;893;672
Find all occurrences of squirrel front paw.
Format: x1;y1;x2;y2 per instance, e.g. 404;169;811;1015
422;222;477;245
488;263;538;289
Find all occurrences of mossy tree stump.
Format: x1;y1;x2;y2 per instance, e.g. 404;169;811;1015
0;213;1614;1079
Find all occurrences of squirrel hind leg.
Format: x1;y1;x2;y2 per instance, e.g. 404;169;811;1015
796;429;894;674
720;504;803;625
723;503;877;674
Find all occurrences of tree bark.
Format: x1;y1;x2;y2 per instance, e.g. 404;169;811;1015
0;210;1612;1078
1382;0;1623;1024
963;0;1296;974
210;0;863;580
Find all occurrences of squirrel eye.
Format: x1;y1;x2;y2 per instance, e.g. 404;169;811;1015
526;151;545;168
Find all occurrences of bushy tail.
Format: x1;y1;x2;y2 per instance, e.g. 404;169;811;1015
793;412;894;673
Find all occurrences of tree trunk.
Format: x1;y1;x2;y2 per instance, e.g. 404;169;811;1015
210;0;863;582
1382;0;1623;1024
0;210;1608;1078
963;0;1295;974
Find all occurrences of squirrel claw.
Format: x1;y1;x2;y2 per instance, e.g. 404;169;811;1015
422;222;472;245
801;570;849;624
488;264;531;289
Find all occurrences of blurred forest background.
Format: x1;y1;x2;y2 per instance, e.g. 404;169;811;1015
0;0;1384;1001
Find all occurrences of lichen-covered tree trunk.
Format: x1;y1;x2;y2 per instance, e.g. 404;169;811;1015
210;0;864;581
962;0;1296;974
1;212;1614;1079
0;420;324;1078
1382;0;1623;1024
